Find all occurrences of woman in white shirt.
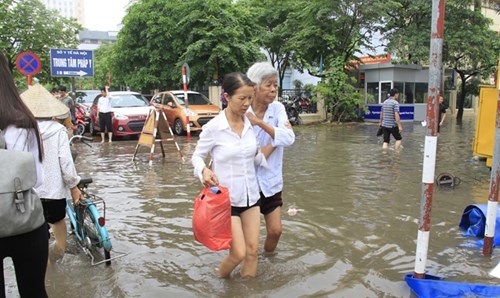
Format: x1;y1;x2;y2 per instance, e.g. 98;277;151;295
0;51;48;297
246;62;295;253
97;86;113;143
192;72;264;278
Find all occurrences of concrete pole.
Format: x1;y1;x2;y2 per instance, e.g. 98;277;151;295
483;58;500;256
413;0;445;279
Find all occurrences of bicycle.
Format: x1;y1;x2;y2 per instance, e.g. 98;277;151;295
66;135;126;265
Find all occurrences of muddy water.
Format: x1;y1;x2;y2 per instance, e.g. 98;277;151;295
4;113;497;297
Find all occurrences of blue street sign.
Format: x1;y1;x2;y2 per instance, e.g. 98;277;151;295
50;49;94;77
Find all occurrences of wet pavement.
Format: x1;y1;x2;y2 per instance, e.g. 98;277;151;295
4;112;498;297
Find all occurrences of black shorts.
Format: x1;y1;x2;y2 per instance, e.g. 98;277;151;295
99;112;113;133
260;191;283;215
40;198;67;224
382;126;402;143
231;199;261;217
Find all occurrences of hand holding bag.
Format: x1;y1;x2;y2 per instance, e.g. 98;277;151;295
192;185;231;251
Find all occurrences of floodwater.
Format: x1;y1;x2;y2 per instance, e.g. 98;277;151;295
4;112;498;297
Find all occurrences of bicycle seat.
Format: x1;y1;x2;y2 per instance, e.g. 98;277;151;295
78;178;93;187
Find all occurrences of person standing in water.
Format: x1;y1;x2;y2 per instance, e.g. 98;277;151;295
246;62;295;253
379;88;403;149
192;72;267;278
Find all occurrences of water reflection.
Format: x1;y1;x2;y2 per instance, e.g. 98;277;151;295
4;113;495;297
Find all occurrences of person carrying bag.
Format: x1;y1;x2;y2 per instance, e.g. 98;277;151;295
0;50;49;298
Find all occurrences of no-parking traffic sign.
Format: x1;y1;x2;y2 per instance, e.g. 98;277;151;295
16;52;42;76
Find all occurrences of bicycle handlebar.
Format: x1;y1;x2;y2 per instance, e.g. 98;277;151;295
69;135;93;147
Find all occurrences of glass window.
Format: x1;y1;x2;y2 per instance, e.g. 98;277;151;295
381;82;392;102
415;83;428;103
367;82;379;103
152;94;162;104
393;82;405;102
174;93;211;105
111;94;149;108
404;83;415;104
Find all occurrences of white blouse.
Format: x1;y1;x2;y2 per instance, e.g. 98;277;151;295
248;101;295;197
97;95;113;113
35;120;80;200
192;112;263;207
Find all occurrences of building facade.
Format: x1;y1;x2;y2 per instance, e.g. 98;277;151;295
42;0;85;26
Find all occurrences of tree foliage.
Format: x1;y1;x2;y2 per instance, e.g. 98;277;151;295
114;0;263;92
381;0;500;123
0;0;81;86
289;0;394;75
315;58;366;122
238;0;298;96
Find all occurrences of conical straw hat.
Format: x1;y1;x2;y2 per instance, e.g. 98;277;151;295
20;84;69;118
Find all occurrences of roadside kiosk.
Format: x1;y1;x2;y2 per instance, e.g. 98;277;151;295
360;60;431;122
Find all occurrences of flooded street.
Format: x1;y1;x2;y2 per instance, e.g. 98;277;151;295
5;113;498;297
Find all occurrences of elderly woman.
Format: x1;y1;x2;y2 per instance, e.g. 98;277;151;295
246;62;295;253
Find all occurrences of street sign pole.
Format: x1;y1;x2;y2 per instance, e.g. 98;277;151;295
413;0;445;279
182;65;191;140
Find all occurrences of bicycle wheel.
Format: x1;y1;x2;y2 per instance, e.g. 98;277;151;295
81;204;112;265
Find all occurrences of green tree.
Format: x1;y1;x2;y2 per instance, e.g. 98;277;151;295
315;58;366;122
382;0;500;123
0;0;81;86
238;0;297;96
114;0;262;92
289;0;394;75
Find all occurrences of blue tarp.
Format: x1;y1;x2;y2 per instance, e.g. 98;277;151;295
405;274;500;298
404;204;500;297
459;204;500;246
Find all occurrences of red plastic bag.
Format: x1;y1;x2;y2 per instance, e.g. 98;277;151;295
192;185;232;251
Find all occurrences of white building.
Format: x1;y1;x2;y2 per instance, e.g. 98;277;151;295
42;0;85;26
77;29;118;50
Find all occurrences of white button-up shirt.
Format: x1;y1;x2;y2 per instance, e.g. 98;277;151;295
248;102;295;197
97;95;113;113
192;111;262;207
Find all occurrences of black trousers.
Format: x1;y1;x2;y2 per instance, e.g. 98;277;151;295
99;112;113;133
0;224;48;298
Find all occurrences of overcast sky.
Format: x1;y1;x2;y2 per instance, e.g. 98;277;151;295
84;0;128;31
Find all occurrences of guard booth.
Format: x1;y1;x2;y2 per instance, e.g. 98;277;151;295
360;60;431;122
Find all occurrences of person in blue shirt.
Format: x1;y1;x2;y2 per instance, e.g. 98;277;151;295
246;62;295;253
379;88;403;149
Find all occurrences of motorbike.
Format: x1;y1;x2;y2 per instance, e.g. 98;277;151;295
74;104;88;136
279;95;301;126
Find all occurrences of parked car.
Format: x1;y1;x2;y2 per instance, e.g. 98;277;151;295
150;90;220;135
89;91;152;137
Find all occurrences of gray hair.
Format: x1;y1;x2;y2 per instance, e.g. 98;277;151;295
246;62;278;87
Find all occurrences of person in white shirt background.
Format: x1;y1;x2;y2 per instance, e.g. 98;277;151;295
192;72;267;278
246;62;295;253
97;86;113;143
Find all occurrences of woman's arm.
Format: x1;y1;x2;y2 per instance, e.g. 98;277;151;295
192;126;216;184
